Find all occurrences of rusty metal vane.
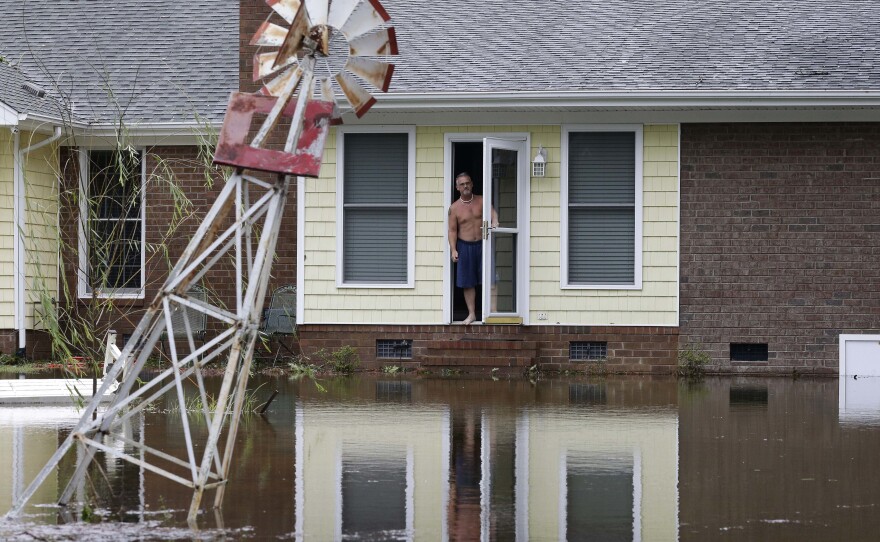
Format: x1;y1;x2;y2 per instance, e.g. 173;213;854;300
252;0;398;119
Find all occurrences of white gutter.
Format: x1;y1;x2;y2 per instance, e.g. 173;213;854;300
370;89;880;111
14;125;62;355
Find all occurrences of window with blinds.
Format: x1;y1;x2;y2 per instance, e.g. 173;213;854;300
566;130;640;286
341;132;411;284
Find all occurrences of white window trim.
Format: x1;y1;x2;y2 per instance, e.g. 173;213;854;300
561;124;643;290
335;125;416;288
77;148;146;299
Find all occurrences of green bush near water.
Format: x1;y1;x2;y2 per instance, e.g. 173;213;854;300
677;343;711;378
317;345;360;375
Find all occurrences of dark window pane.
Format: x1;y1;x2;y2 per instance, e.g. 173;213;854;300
342;455;407;540
568;132;635;205
344;133;408;205
343;208;407;283
87;149;142;291
569;207;635;285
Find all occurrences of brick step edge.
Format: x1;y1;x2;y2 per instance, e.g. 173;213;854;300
424;340;538;351
419;356;535;367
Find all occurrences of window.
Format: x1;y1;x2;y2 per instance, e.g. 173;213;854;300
562;125;642;288
337;128;415;287
79;148;145;297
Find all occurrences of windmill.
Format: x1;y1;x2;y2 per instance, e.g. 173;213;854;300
6;0;397;526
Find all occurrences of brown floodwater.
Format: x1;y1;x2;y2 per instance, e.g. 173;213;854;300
0;374;878;540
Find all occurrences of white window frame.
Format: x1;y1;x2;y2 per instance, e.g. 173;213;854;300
77;148;146;299
561;124;643;290
335;125;416;288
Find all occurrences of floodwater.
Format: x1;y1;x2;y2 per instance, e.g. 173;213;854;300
1;374;879;540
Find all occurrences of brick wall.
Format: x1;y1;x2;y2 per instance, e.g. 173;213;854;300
298;324;678;374
56;145;297;359
680;123;880;373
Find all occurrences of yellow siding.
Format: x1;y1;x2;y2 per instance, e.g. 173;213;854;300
22;134;59;329
0;130;60;330
302;124;679;326
530;124;678;325
0;130;14;328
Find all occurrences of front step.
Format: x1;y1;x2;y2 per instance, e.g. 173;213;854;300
421;337;538;367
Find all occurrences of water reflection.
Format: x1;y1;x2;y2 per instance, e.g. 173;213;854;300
680;377;880;542
4;375;880;540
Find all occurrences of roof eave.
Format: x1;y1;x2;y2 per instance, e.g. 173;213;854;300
373;90;880;111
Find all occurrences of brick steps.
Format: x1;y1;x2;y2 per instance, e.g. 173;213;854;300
420;338;538;367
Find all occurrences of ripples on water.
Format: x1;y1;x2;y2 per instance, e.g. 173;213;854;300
1;375;879;540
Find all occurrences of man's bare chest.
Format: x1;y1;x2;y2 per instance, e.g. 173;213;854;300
456;202;483;222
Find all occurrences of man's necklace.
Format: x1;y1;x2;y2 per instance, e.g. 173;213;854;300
461;194;474;204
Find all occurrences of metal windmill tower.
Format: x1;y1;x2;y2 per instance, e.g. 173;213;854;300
6;0;397;525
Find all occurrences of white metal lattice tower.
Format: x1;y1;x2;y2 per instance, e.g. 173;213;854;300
6;0;397;525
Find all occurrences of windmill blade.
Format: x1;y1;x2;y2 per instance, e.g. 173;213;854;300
349;27;398;57
345;56;394;92
250;21;289;47
305;0;332;56
274;2;312;68
327;0;359;29
253;51;296;81
260;66;303;97
340;0;391;40
320;77;344;123
335;71;377;117
266;0;301;23
304;0;329;26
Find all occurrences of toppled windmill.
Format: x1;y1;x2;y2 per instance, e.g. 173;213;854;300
7;0;397;525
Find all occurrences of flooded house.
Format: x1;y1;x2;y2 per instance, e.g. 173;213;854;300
273;0;880;374
0;0;878;374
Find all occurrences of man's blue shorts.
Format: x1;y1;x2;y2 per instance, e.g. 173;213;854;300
456;239;482;288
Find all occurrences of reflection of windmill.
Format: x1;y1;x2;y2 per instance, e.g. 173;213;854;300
7;0;397;526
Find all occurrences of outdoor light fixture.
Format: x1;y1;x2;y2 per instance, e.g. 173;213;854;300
532;146;547;177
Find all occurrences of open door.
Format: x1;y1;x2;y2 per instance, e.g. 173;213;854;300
482;138;527;324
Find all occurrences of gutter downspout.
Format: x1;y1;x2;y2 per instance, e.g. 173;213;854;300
14;125;62;357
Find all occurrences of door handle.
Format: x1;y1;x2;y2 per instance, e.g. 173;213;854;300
482;220;489;240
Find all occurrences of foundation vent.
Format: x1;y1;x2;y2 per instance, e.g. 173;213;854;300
377;339;412;359
570;341;607;361
730;343;769;362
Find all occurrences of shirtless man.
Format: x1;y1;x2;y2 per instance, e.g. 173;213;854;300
448;172;498;324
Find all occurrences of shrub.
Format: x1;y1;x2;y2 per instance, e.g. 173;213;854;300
677;344;711;378
319;346;360;375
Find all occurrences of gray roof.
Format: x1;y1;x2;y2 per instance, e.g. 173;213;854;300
386;0;880;93
0;0;238;126
0;60;68;121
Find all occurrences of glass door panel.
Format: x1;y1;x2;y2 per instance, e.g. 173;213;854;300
482;138;525;320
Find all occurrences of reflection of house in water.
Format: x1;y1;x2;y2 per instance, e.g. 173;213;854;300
295;402;451;540
0;407;79;514
515;386;679;540
296;378;679;540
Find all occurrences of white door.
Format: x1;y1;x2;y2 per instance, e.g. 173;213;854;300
482;138;527;324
